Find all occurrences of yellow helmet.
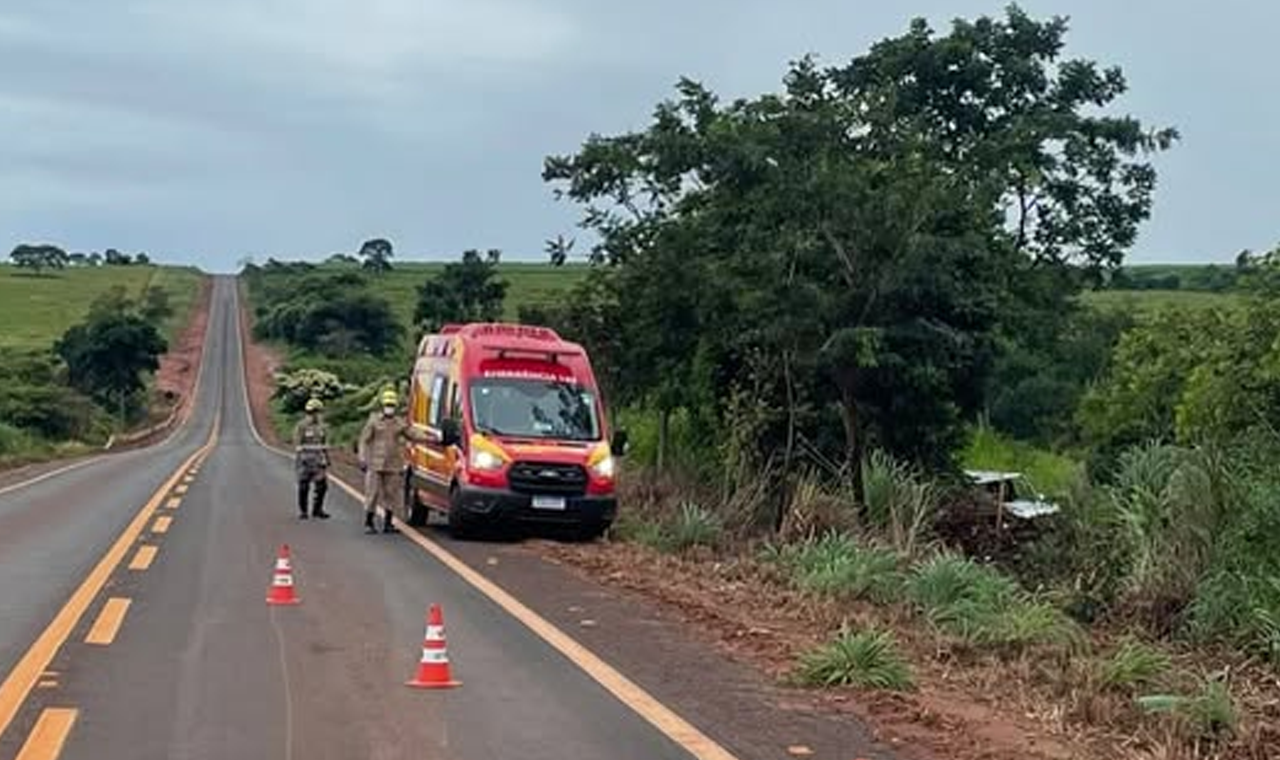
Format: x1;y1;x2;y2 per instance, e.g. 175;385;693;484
305;398;323;412
380;389;398;407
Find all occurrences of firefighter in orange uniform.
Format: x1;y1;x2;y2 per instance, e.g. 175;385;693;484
357;389;429;534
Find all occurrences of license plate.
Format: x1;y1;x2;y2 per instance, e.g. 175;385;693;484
532;495;566;511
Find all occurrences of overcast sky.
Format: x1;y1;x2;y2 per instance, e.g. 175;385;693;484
2;1;1275;272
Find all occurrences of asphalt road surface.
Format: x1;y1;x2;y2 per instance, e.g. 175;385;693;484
0;277;732;760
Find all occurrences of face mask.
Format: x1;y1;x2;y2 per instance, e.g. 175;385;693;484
383;406;396;417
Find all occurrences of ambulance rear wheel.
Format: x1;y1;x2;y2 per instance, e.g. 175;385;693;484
573;519;610;543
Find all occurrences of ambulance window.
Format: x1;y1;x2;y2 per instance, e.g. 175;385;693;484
410;377;428;425
448;382;461;421
428;374;447;428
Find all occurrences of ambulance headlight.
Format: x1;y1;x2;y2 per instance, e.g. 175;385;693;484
470;449;504;471
591;455;616;479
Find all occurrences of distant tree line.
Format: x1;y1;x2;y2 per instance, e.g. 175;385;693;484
8;243;153;274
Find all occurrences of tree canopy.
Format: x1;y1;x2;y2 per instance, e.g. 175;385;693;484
10;244;69;274
55;290;167;418
413;249;508;332
252;270;403;357
359;238;394;274
540;5;1175;491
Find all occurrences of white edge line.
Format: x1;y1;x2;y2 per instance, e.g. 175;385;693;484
0;276;216;499
231;280;741;760
0;459;101;499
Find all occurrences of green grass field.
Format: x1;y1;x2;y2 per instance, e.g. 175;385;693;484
0;264;205;350
324;262;589;325
1081;288;1242;314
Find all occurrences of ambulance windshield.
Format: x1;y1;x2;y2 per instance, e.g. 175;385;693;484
469;377;601;441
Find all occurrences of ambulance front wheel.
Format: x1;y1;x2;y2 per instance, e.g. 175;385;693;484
402;470;427;527
447;485;477;539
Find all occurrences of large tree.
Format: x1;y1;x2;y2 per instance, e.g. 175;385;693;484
55;293;167;422
359;238;394;275
542;6;1174;501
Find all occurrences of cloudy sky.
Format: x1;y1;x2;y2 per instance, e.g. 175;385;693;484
2;1;1275;271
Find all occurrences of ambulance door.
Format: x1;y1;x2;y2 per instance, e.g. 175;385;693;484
421;369;452;500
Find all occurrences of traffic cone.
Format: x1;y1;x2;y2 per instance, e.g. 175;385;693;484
266;544;301;605
406;604;460;688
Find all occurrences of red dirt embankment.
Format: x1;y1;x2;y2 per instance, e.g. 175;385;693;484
153;276;214;429
237;283;284;448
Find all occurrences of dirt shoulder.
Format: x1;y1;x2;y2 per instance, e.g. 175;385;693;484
237;281;284;449
153;275;214;430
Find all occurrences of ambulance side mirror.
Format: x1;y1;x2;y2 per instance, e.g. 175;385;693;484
440;418;462;448
611;429;630;458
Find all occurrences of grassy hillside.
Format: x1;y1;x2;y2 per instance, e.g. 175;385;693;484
0;264;204;349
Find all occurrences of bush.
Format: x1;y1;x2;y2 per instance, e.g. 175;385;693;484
273;368;350;414
795;629;914;690
766;532;904;604
666;502;723;551
907;552;1085;652
1097;638;1171;692
1137;677;1238;741
0;422;41;458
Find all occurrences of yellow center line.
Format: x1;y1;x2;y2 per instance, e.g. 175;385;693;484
128;545;158;571
0;419;217;740
165;497;182;510
14;708;77;760
85;598;132;646
152;515;173;534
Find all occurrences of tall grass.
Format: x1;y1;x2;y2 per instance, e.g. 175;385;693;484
862;450;935;556
962;423;1085;498
1109;442;1233;616
766;532;905;604
907;553;1086;652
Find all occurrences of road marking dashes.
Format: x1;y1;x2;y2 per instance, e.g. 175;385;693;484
173;484;188;495
85;598;131;646
14;707;77;760
129;545;158;571
152;516;172;534
166;497;182;510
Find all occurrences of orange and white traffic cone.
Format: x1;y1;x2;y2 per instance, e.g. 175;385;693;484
265;544;301;606
406;604;460;689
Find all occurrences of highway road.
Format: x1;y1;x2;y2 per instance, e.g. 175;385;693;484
0;277;743;760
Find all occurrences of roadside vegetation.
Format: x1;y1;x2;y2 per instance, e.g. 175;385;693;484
238;6;1279;758
0;252;203;466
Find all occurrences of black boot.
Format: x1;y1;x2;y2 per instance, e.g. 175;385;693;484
311;479;330;519
382;510;399;534
297;481;310;519
364;511;377;534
